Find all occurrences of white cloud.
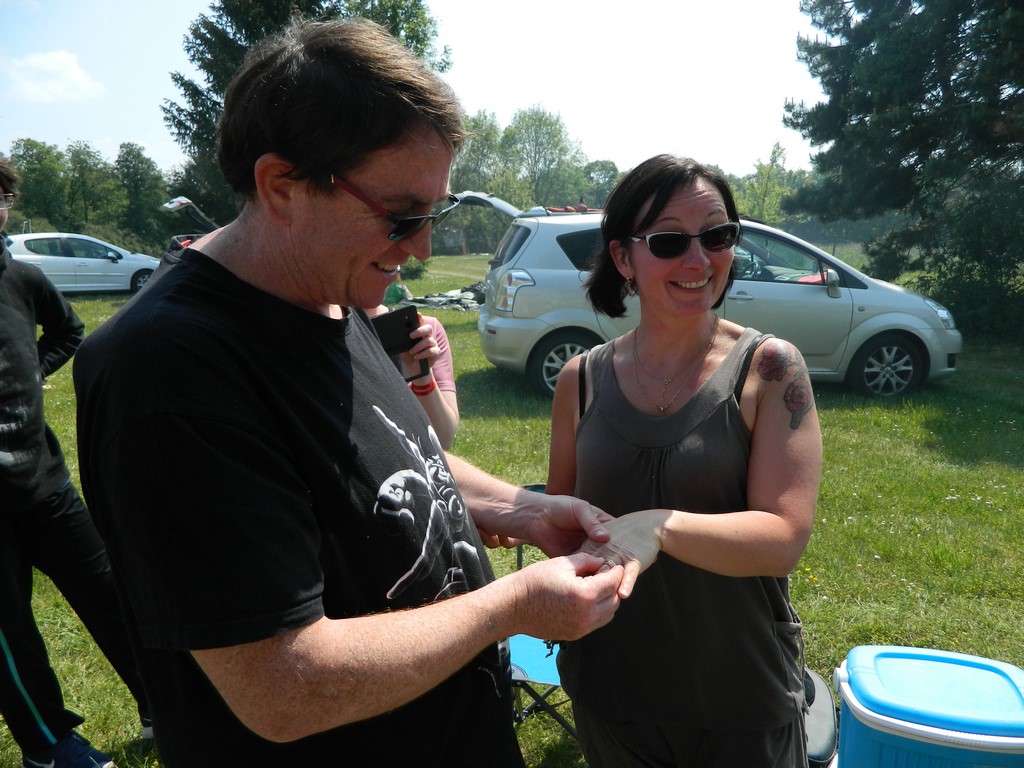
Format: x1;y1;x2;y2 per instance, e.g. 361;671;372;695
7;50;106;103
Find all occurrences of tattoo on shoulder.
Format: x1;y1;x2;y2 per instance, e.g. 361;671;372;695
755;340;813;430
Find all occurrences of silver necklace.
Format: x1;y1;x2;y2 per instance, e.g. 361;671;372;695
631;316;719;415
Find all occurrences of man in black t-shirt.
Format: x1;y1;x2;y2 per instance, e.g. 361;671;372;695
73;19;626;768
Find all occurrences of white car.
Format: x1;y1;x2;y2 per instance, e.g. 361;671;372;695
8;233;159;294
475;204;963;398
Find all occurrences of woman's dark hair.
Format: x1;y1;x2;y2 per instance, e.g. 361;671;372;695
217;18;466;197
586;154;740;317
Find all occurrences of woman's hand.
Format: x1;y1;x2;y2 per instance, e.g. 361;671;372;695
579;509;671;598
399;313;441;380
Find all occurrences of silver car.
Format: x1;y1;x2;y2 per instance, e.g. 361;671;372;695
8;232;159;294
477;208;962;398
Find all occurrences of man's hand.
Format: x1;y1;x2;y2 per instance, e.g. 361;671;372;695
522;491;613;557
509;552;623;641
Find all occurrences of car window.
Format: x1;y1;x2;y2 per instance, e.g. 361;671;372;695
67;238;114;260
490;224;531;268
735;231;825;285
556;227;602;271
24;238;65;257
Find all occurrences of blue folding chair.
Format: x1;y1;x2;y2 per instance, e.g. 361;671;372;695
507;633;578;740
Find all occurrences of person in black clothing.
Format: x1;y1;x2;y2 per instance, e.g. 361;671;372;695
0;157;150;768
72;19;625;768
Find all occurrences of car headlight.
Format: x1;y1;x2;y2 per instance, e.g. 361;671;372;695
496;269;535;312
925;298;956;330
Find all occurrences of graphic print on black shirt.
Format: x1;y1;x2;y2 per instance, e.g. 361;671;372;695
372;405;479;601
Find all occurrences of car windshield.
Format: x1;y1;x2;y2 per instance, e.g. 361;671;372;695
737;232;825;284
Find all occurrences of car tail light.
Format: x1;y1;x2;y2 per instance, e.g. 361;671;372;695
495;269;535;312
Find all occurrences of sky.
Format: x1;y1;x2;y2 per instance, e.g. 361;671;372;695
0;0;827;180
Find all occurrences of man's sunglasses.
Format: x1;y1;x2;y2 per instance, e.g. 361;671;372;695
330;175;459;242
629;222;742;259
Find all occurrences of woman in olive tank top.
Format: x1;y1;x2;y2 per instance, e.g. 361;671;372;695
547;155;823;768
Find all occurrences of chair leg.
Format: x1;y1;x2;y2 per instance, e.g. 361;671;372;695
513;681;578;740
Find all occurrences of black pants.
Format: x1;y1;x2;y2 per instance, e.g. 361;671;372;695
572;698;808;768
0;482;148;754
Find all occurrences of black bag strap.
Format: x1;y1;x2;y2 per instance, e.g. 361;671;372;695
578;350;589;419
734;333;770;400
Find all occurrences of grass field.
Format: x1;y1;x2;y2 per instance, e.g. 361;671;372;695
3;252;1022;768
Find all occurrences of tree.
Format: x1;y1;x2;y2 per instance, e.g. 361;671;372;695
64;141;123;231
446;111;510;253
116;143;170;243
162;1;342;225
8;138;170;253
786;0;1023;220
163;0;451;224
783;0;1024;333
442;108;618;254
580;160;620;209
343;0;451;72
732;142;791;225
9;139;68;229
451;111;503;193
501;106;586;207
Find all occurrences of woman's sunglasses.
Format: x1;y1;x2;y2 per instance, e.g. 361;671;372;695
629;222;742;259
331;175;460;242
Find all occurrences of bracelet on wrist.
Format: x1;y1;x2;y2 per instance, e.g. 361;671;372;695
409;379;437;397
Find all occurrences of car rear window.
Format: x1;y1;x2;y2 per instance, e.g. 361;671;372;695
490;224;531;268
24;238;64;257
557;227;603;271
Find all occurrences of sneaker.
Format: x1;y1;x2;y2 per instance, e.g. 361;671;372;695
138;714;154;742
135;715;155;755
22;731;115;768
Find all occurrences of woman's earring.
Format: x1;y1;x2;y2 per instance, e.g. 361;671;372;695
625;276;636;296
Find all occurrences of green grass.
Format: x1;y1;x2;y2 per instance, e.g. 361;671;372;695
5;253;1023;767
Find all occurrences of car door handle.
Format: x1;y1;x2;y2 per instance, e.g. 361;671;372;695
727;291;755;302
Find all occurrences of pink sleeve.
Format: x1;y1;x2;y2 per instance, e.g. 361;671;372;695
425;315;456;392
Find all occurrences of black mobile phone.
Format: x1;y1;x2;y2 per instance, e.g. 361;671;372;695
369;305;428;381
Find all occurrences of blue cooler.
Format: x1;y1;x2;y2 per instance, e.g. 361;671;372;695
834;646;1024;767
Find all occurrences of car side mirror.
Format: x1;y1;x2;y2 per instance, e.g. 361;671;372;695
826;268;841;299
107;251;120;262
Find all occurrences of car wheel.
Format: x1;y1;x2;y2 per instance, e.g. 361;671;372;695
130;269;153;293
527;329;602;397
846;333;924;397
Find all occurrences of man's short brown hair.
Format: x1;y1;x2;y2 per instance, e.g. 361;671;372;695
217;18;466;197
0;156;21;197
